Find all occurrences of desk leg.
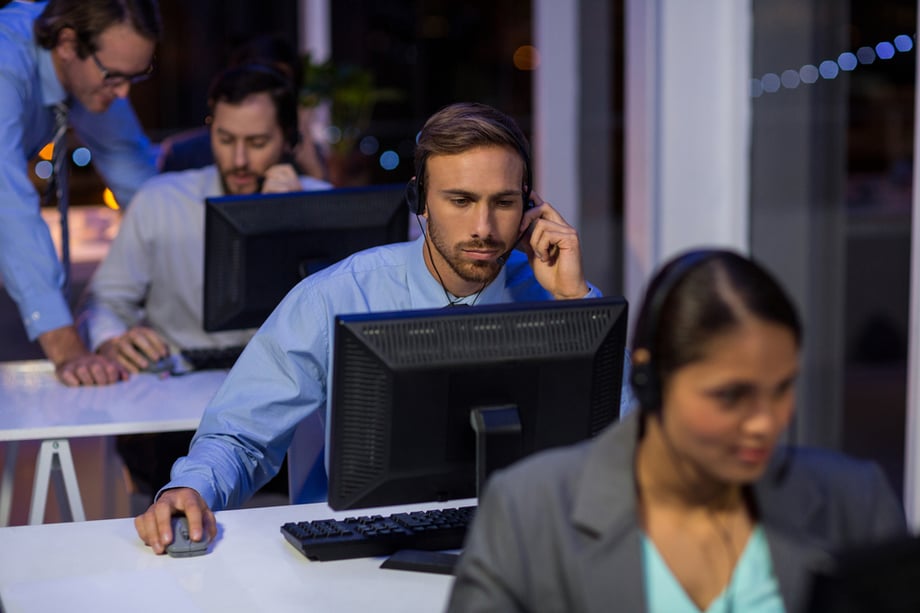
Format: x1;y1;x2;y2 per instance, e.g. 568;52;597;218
28;439;86;524
0;441;19;526
102;436;122;518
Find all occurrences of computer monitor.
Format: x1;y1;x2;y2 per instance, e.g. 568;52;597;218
203;183;408;332
807;533;920;612
327;296;628;511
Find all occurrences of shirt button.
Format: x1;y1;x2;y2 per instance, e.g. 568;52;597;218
31;311;40;321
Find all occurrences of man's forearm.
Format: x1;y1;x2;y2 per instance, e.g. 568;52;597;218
38;324;90;366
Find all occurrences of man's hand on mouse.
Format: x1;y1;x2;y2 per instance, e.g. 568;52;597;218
97;326;169;374
134;487;216;555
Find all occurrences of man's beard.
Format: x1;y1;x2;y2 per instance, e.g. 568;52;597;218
219;167;262;195
426;217;505;287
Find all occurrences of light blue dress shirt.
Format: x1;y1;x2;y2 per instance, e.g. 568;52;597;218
166;236;636;510
0;1;157;340
642;525;785;613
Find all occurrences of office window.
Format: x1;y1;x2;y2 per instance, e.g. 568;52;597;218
328;0;533;186
750;0;915;496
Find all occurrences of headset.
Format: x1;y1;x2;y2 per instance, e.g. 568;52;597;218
405;139;535;217
406;143;536;272
630;249;722;413
632;248;798;485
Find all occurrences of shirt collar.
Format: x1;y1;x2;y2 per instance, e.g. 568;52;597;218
38;47;68;108
205;165;224;197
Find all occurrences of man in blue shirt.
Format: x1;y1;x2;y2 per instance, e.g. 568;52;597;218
77;63;331;512
0;0;160;385
134;102;635;553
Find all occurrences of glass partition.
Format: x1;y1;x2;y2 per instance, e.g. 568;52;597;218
750;0;915;498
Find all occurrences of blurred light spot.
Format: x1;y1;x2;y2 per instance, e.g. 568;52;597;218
102;188;119;210
513;45;540;71
799;64;819;84
819;60;839;79
359;136;379;156
35;160;53;179
750;34;915;98
781;69;800;89
856;46;876;64
837;52;857;71
876;41;895;60
72;147;91;167
39;142;54;161
379;150;399;171
761;73;781;93
325;125;342;145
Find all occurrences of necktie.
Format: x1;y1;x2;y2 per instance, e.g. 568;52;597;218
49;102;71;301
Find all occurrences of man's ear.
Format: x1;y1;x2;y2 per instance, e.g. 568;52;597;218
54;27;79;62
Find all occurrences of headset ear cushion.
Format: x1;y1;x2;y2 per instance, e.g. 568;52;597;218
405;178;422;215
630;362;660;413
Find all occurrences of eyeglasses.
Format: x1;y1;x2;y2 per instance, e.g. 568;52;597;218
90;51;154;87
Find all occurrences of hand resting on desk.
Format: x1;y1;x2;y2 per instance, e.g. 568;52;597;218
134;487;216;555
40;325;126;386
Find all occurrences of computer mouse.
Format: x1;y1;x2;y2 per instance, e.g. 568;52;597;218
166;515;210;558
141;355;174;375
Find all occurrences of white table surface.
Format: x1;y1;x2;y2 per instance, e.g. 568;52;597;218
0;500;468;613
0;360;227;525
0;360;226;440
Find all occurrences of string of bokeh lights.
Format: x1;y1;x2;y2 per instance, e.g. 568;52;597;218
49;34;910;191
751;33;915;97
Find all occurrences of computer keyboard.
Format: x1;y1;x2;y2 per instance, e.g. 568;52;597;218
280;505;475;563
179;345;245;371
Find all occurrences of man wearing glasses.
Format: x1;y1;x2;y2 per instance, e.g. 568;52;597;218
0;0;161;386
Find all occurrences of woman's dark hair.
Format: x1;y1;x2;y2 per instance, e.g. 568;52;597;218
630;249;801;411
34;0;162;57
207;63;300;149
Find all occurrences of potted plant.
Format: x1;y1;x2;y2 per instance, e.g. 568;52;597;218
299;54;403;186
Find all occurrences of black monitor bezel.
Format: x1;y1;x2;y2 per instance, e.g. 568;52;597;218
327;296;628;511
203;183;408;332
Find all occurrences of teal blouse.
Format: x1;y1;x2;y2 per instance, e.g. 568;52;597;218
641;525;786;613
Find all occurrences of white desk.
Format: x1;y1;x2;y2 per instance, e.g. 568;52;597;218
0;361;226;525
0;500;462;613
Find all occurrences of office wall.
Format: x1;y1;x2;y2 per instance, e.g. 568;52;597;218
624;0;750;328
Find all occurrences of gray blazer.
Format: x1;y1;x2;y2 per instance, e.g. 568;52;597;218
447;412;907;613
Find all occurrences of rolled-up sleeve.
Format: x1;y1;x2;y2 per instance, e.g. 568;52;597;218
0;73;72;340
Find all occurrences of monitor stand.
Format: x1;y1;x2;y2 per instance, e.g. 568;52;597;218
380;405;523;575
380;549;460;575
470;404;523;496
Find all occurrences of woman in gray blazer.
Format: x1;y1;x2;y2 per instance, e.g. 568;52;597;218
448;249;907;613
